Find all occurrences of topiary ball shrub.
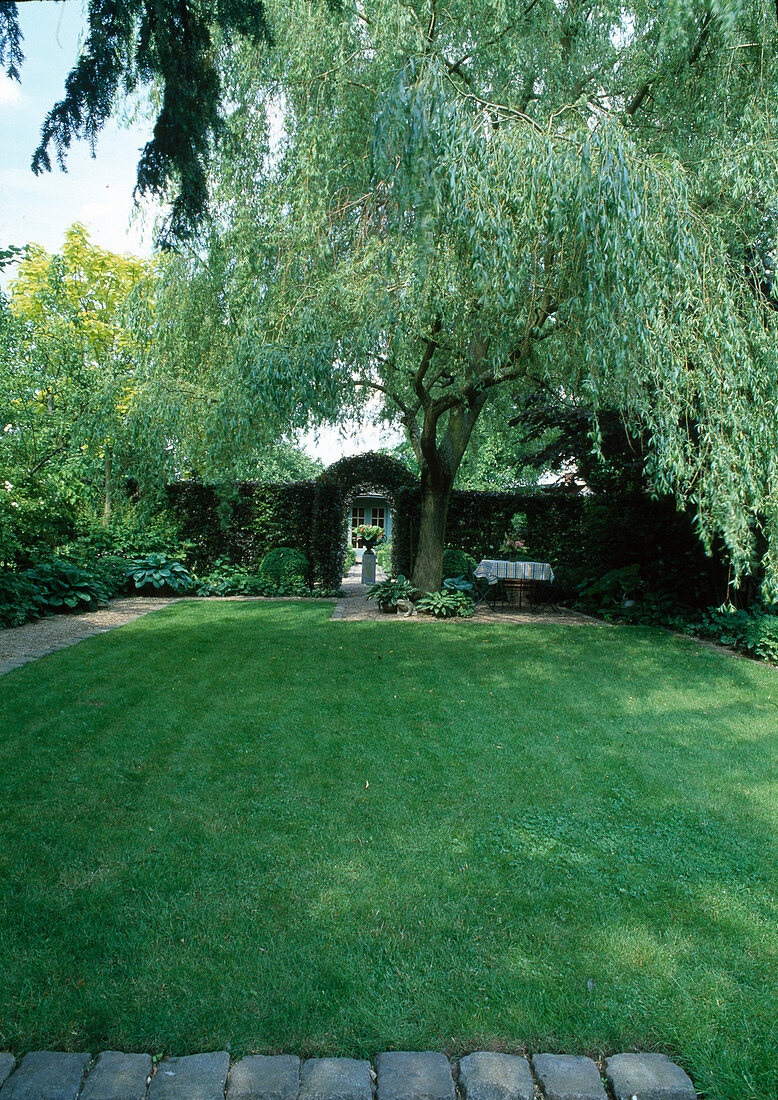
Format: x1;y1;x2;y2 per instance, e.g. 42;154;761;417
258;547;309;588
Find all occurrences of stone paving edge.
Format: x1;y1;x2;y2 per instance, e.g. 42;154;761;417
0;1051;701;1100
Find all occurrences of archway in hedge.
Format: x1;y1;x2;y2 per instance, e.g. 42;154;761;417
317;452;418;574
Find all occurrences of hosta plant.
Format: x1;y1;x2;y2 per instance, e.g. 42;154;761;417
443;575;473;593
417;590;474;618
366;574;416;612
24;560;107;612
0;571;48;626
125;554;195;594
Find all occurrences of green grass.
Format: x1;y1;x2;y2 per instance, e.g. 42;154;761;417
1;602;776;1099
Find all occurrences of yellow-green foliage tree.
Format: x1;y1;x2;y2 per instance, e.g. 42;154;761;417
6;224;156;524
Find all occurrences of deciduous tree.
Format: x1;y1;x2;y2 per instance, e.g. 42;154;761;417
3;225;156;523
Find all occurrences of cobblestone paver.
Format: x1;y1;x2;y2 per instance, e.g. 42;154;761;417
300;1059;372;1100
79;1052;152;1100
531;1054;607;1100
458;1054;533;1100
0;1059;15;1091
148;1053;230;1100
0;1051;701;1100
0;1051;91;1100
376;1053;454;1100
605;1053;697;1100
227;1055;300;1100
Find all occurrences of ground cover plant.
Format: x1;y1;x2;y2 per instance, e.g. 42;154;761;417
0;604;776;1100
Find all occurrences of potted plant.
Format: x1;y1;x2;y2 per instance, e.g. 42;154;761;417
498;535;530;561
352;523;386;551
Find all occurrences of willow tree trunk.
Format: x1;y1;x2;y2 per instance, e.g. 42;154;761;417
411;469;453;593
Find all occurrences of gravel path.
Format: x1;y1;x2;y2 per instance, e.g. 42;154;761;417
0;570;598;676
0;596;180;675
333;566;597;625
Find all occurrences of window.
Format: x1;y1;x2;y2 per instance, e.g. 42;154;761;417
351;506;365;547
372;507;385;528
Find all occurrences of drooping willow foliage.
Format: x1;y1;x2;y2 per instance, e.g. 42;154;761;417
156;0;778;591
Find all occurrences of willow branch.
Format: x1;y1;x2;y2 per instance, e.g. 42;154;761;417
354;377;412;418
413;317;442;407
626;11;712;117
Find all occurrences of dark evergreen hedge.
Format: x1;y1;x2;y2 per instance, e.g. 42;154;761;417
165;481;333;585
165;460;726;604
393;487;727;605
165;453;418;587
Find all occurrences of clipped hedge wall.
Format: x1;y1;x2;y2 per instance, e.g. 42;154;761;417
165;465;727;605
392;487;583;580
393;487;727;605
164;454;420;587
165;481;343;586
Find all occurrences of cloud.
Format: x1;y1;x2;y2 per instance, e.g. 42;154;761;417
0;74;23;107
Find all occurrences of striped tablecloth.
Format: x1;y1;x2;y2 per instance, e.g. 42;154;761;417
475;559;555;582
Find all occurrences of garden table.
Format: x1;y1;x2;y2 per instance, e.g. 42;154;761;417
474;559;555;610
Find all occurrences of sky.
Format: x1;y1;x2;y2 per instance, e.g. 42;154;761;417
0;1;401;464
0;1;156;258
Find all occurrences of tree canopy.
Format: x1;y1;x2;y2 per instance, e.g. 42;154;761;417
2;224;157;523
0;0;274;244
154;0;778;590
0;224;323;545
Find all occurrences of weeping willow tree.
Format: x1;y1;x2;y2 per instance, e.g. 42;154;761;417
156;0;778;593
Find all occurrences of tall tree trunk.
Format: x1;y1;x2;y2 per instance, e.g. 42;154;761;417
409;385;489;592
412;467;454;593
103;446;113;526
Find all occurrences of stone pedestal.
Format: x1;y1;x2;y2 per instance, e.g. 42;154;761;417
361;549;376;584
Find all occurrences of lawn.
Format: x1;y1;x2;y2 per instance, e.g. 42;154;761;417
0;601;776;1100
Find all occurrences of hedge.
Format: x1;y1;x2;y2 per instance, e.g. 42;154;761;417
393;487;728;605
164;453;416;588
163;457;728;604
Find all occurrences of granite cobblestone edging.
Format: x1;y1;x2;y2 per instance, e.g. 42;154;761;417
0;1050;698;1100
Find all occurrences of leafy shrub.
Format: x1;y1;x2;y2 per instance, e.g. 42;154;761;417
442;546;476;580
90;555;131;599
0;571;47;626
195;559;258;596
125;554;196;593
60;526;121;561
576;563;642;611
60;514;193;568
24;560;108;613
366;574;416;612
417;590;474;618
195;561;334;598
258;547;309;587
343;546;357;574
687;606;778;663
0;478;78;568
375;540;393;572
